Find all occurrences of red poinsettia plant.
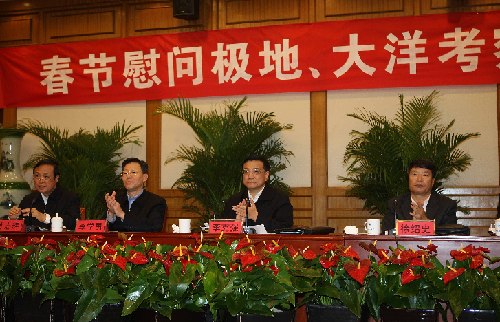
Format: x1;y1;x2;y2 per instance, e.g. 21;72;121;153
362;241;444;320
435;244;500;318
295;242;371;318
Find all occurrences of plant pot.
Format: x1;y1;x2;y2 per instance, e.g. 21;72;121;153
380;306;437;322
9;293;64;322
457;309;497;322
306;303;361;322
136;308;212;322
225;310;295;322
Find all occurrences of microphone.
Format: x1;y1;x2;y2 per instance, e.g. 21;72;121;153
245;198;250;228
25;195;39;233
391;198;398;235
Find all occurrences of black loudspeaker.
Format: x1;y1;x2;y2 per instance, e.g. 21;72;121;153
173;0;199;20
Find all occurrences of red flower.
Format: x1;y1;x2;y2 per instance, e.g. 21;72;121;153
20;248;33;267
341;246;360;260
287;245;298;258
264;240;283;254
128;250;149;265
319;255;339;269
302;249;317;260
269;265;279;276
0;237;16;249
235;237;253;251
180;256;198;272
240;252;261;268
377;249;390;264
148;250;163;261
401;267;422;285
54;265;76;277
344;259;370;284
443;267;466;285
470;254;484;269
198;251;214;259
101;243;117;255
417;243;438;254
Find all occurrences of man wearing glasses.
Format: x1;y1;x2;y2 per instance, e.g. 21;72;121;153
8;159;80;230
222;155;293;232
105;157;166;232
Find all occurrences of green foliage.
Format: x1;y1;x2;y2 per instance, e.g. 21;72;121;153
19;120;142;218
156;97;293;223
340;91;479;215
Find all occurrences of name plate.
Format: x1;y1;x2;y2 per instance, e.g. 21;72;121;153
396;220;435;236
209;220;242;234
0;220;25;232
75;220;108;232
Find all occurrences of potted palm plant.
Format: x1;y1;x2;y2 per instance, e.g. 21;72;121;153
156;97;293;224
19;121;142;219
340;91;479;216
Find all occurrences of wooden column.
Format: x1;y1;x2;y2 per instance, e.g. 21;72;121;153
146;100;162;194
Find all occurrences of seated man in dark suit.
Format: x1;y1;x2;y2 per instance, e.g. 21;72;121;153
8;159;80;230
382;159;457;232
221;155;293;232
105;158;166;232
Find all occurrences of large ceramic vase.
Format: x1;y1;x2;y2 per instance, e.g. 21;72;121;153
380;306;438;322
306;303;361;322
0;129;30;218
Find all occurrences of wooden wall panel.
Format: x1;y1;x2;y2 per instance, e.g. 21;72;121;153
44;6;122;42
421;0;500;14
0;14;39;46
218;0;310;29
127;1;213;36
316;0;414;21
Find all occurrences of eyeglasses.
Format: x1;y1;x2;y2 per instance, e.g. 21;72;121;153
33;174;53;181
121;170;141;177
241;168;266;175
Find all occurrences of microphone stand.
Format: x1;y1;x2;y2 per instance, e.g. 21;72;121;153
25;196;38;233
242;198;255;234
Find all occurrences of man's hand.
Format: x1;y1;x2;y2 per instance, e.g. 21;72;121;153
8;206;21;219
410;202;428;220
105;191;125;220
232;199;258;223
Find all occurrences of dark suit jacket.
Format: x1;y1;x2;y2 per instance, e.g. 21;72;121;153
19;186;80;230
382;192;457;232
221;185;293;231
108;190;166;232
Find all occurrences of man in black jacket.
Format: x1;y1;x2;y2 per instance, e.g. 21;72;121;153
382;159;457;232
105;158;166;232
222;155;293;232
8;159;80;230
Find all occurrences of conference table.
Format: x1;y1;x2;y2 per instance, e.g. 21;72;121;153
2;231;499;322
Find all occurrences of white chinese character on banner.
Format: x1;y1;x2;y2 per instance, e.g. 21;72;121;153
211;43;252;84
332;34;376;77
438;27;485;72
123;49;161;89
495;29;500;69
80;53;117;92
40;55;74;95
167;46;203;87
384;30;428;74
259;39;302;80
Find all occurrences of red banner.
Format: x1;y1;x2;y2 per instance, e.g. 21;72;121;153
0;11;499;108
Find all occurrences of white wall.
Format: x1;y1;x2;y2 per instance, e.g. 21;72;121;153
14;85;498;190
160;93;312;189
17;101;146;186
328;85;498;187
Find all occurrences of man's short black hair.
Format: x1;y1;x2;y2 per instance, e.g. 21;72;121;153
408;159;436;178
242;155;270;172
122;158;149;174
33;159;60;177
